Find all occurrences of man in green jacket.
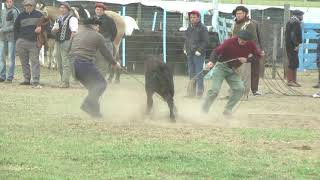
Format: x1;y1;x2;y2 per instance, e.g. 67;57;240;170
231;6;264;97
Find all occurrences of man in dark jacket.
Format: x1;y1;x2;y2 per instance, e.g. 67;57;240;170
70;17;120;118
202;30;262;116
14;0;43;88
94;2;120;83
285;10;304;87
184;10;209;97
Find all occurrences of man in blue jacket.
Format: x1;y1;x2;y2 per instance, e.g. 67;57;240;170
0;0;19;83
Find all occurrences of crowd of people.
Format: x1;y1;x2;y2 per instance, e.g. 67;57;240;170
0;0;120;88
0;0;319;117
184;6;319;115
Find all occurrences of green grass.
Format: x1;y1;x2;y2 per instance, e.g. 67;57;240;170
0;68;319;179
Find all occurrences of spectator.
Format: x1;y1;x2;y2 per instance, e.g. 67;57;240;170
231;6;265;96
14;0;43;88
313;39;320;88
285;10;304;87
51;2;78;88
0;0;19;83
184;10;209;98
93;2;120;83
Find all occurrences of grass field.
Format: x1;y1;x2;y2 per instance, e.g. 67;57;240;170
0;67;319;179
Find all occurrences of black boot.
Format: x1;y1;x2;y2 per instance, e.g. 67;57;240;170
81;101;103;118
313;69;320;88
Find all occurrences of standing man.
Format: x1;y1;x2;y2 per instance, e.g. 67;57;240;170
14;0;43;88
0;0;19;83
285;10;304;87
70;17;120;118
313;41;320;88
93;2;119;82
184;10;209;97
231;6;264;96
202;30;262;116
52;2;78;88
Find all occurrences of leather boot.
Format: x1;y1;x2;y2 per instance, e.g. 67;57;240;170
292;69;301;87
287;69;298;87
287;68;293;83
313;69;320;88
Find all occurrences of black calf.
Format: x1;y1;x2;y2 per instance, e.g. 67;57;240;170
144;55;176;122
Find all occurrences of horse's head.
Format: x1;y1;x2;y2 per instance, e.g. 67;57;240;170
70;7;80;20
36;0;46;10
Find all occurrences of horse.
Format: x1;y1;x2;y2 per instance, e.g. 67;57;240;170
103;10;126;56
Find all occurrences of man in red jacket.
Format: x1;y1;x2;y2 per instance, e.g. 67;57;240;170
202;30;263;116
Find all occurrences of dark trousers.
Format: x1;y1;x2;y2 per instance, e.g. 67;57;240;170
73;59;107;113
251;59;260;93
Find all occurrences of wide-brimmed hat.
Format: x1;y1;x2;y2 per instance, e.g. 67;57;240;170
59;2;71;10
83;17;102;25
292;10;304;16
237;30;252;41
23;0;36;6
232;6;249;16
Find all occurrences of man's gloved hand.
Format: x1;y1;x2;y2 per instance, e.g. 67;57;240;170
112;62;121;69
238;57;247;63
195;51;201;56
35;26;42;34
6;10;13;21
183;49;187;55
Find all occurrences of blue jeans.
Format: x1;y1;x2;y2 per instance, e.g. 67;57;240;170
0;41;16;80
187;54;205;96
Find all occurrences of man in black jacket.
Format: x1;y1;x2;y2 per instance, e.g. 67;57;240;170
94;2;120;83
184;10;209;97
285;10;304;87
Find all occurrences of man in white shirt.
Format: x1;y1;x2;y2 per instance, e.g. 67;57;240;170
52;2;78;88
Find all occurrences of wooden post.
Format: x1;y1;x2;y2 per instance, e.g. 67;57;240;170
283;4;290;78
136;3;142;27
260;10;265;78
272;24;278;79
